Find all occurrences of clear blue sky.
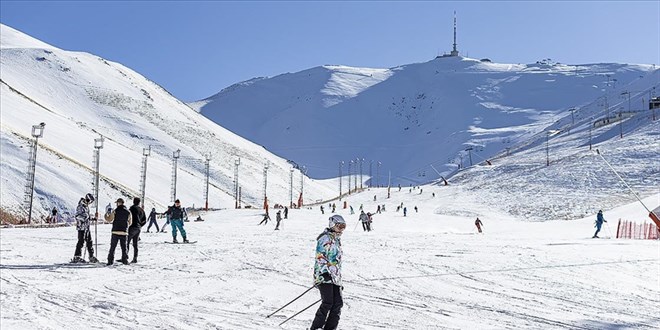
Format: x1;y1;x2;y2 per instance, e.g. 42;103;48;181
1;1;659;101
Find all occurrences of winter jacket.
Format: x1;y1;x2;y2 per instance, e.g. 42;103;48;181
75;198;90;231
596;212;605;225
148;210;157;222
165;205;185;220
359;212;368;223
314;228;343;287
129;204;146;229
105;205;133;235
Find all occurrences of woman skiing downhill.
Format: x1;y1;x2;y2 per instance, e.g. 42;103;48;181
310;215;345;330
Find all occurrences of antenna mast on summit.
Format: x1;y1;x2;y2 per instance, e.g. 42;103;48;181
450;11;459;57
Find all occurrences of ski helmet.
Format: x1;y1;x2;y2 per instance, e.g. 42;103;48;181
328;215;346;228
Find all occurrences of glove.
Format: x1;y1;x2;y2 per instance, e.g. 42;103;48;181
321;272;332;282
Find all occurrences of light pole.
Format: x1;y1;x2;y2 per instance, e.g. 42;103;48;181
339;161;343;199
354;158;359;192
234;158;240;209
369;160;373;188
348;160;353;194
300;165;306;207
289;169;294;208
620;91;631;138
263;162;269;210
204;153;211;210
139;145;150;209
93;136;104;254
24;122;45;224
359;158;364;190
171;149;181;202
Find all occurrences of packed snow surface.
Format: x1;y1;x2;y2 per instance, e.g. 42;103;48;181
1;187;658;329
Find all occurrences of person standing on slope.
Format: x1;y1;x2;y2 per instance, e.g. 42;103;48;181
475;217;484;233
146;208;160;233
359;210;369;232
72;193;98;263
310;215;345;330
105;198;132;265
593;210;607;238
164;199;189;243
127;197;146;263
284;206;289;219
161;206;171;233
275;210;283;230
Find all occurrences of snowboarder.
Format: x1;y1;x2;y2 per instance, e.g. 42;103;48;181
593;210;607;238
284;206;288;219
359;210;370;232
310;215;345;330
275;210;283;230
104;198;132;265
475;217;484;233
146;208;159;233
164;199;189;243
127;197;146;263
72;193;98;263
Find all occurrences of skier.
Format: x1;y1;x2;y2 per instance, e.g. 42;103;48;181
284;206;288;219
359;210;369;232
104;198;132;265
349;205;354;215
414;206;418;213
49;207;60;224
331;203;336;213
593;210;607;238
320;205;325;214
72;193;98;263
475;217;484;233
377;205;381;214
164;199;189;243
373;195;377;201
127;197;146;263
359;204;363;211
366;212;373;231
259;212;271;225
310;215;345;330
403;207;407;217
275;210;283;230
381;204;386;212
145;208;159;233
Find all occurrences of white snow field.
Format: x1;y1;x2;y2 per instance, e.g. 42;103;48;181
1;187;658;329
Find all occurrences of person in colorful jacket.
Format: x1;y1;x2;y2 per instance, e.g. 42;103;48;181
72;193;98;263
310;215;345;330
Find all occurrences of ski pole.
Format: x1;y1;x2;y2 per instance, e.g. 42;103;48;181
353;220;361;231
605;222;614;239
278;298;322;327
266;284;317;318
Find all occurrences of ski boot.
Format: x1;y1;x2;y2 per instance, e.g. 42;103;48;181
183;236;189;243
173;238;179;244
71;256;85;263
131;258;138;264
89;255;99;263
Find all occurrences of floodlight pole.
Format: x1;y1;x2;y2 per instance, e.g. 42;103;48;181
339;161;343;200
234;158;241;209
263;162;270;210
93;136;104;254
25;123;45;224
348;161;352;195
289;169;294;208
139;145;150;209
171;149;181;202
204;153;211;211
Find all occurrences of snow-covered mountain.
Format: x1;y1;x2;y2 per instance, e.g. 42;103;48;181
0;24;337;220
195;57;658;185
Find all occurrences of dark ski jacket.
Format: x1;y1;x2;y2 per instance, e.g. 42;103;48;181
105;205;132;235
165;205;185;220
129;204;146;229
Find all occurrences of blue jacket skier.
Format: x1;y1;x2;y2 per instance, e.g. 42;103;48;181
593;210;607;238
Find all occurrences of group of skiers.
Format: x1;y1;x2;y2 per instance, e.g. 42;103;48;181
72;194;191;265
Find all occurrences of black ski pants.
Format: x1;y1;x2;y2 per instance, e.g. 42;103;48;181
74;230;94;257
147;218;159;232
107;234;128;264
310;283;343;330
362;222;368;231
127;227;141;260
